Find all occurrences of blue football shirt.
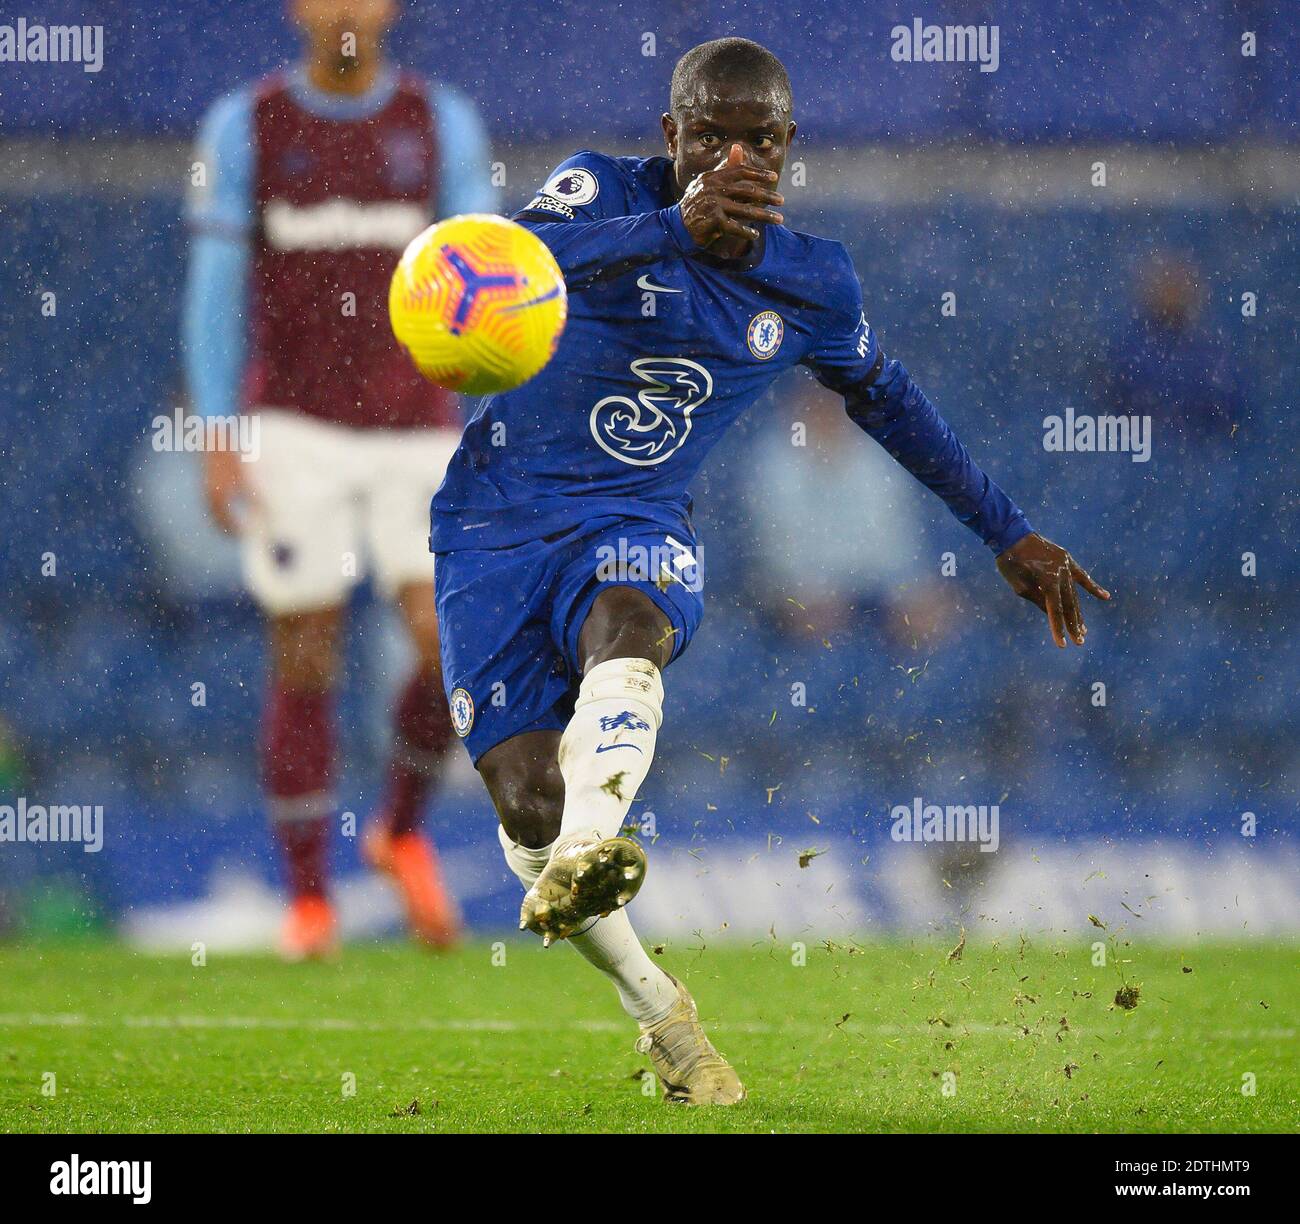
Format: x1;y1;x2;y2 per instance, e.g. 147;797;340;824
430;150;1031;555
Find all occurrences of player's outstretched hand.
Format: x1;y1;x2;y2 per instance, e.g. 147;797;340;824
679;143;784;248
995;532;1110;648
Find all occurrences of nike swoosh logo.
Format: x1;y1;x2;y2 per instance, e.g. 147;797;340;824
595;743;643;754
636;274;683;294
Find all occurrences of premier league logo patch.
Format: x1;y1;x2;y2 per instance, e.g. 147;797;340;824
747;310;784;360
542;167;599;207
449;687;475;738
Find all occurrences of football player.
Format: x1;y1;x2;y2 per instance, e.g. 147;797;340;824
184;0;497;957
433;38;1108;1100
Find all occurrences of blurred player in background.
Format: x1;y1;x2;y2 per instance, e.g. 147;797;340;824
183;0;497;957
1108;251;1245;457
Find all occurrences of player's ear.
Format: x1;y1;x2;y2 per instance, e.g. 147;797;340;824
785;120;797;148
661;112;677;156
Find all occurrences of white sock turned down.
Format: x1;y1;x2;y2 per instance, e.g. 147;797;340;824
556;656;663;845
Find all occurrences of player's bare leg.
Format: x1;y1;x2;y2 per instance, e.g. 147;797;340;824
266;607;342;960
362;580;461;947
481;587;744;1104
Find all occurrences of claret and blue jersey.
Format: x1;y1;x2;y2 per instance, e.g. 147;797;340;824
432;149;1033;759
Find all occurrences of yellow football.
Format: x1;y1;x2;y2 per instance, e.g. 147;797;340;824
389;213;568;396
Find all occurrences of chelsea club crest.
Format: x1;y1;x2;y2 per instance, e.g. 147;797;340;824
747;310;783;360
449;687;475;737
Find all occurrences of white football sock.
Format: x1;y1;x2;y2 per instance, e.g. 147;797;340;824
557;657;663;845
497;823;676;1025
497;824;551;889
568;910;676;1024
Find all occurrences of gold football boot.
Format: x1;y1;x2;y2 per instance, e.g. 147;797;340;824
519;833;646;946
636;975;746;1105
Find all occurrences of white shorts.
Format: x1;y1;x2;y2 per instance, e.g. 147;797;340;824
241;409;460;616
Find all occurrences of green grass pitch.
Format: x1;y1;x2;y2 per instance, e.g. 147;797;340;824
0;937;1294;1133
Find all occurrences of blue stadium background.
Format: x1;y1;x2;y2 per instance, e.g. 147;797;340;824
0;0;1295;940
2;0;1297;140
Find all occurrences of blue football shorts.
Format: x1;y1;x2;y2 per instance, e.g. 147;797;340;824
434;515;704;763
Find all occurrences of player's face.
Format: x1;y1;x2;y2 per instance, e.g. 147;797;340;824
291;0;397;66
662;88;796;191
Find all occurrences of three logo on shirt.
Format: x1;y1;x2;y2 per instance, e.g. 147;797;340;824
589;357;713;467
588;313;785;468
